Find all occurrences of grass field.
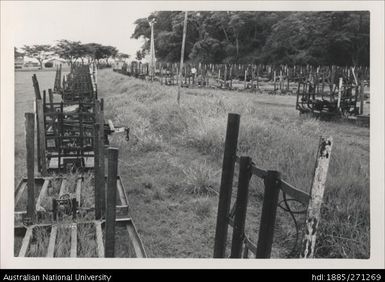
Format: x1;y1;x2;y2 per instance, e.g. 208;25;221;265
14;69;370;258
14;70;67;183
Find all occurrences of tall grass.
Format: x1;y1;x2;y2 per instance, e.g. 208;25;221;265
54;226;72;257
98;70;370;258
77;223;97;257
26;226;50;257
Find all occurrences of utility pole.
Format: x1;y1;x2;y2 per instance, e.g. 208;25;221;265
149;18;156;81
177;11;188;105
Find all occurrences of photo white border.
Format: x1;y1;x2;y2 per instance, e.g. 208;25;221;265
1;0;384;269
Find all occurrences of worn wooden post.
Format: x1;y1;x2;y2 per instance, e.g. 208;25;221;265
213;113;240;258
105;147;119;257
72;198;77;219
301;137;333;258
95;100;105;218
255;65;259;91
230;156;252;258
360;84;364;115
244;69;247;89
177;11;188;105
52;198;58;221
251;66;255;90
43;90;46;107
36;99;47;175
256;170;281;258
48;89;54;111
94;121;102;220
35;100;41;173
337;77;343;110
25;113;36;221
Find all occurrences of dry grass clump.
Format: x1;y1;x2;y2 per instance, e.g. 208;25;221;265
182;160;220;196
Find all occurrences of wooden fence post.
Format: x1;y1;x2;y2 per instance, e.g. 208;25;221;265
213;113;240;258
105;147;119;257
25;113;36;222
230;156;252;258
36;99;47;176
300;137;333;258
337;77;343;110
256;170;281;258
360;84;364;115
94;122;102;220
48;89;54;112
244;69;247;89
95;100;105;218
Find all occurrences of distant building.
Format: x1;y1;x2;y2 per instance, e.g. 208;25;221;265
23;61;40;68
15;57;24;69
44;58;69;68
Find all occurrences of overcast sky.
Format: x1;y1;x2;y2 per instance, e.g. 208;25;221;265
7;1;157;56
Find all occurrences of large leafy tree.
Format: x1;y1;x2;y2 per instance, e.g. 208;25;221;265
22;44;52;69
53;40;86;64
131;11;369;66
14;47;24;59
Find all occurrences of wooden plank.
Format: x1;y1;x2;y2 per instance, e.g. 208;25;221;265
116;218;147;258
46;225;58;257
280;179;310;205
117;177;128;206
25;113;36;221
35;179;49;212
244;236;257;254
235;156;267;179
76;178;82;206
95;221;105;258
301;136;333;258
18;226;33;257
251;164;267;179
58;179;67;198
15;181;27;207
70;223;77;257
105;147;119;257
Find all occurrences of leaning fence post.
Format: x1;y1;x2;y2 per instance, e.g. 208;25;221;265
256;170;281;258
301;137;333;258
105;147;119;257
230;156;252;258
36;99;47;176
94;122;103;219
213;113;240;258
97;105;106;216
25;113;36;222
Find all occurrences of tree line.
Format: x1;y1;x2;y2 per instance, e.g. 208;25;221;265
131;11;369;66
16;40;130;69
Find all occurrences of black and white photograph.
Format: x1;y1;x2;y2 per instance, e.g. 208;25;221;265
1;0;384;269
